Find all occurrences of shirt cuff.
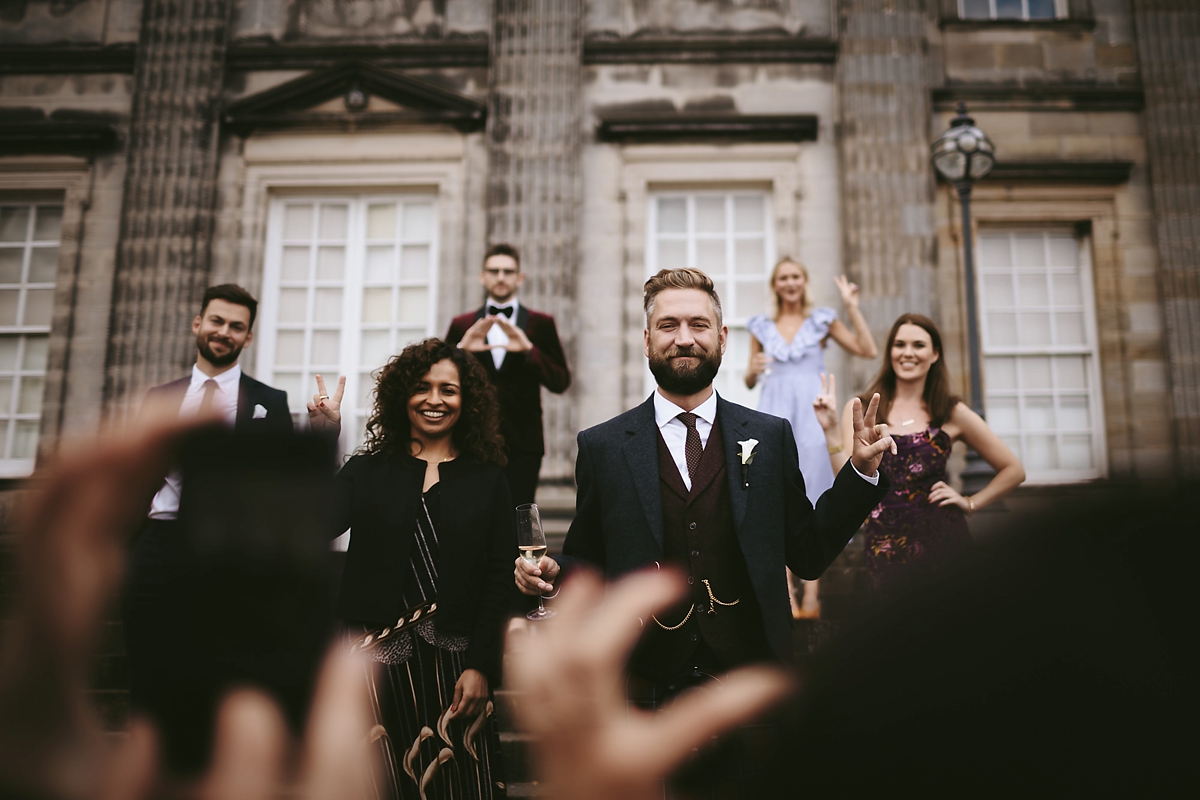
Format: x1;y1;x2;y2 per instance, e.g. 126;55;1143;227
851;461;880;486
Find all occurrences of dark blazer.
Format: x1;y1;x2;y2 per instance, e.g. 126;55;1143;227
561;395;889;664
445;304;571;455
146;371;293;432
330;453;517;686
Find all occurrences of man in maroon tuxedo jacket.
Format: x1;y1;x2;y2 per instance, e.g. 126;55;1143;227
446;243;571;505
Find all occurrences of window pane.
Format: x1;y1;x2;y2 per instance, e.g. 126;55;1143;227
33;206;63;241
1047;235;1077;267
735;280;767;319
1025;434;1058;470
1055;355;1087;390
400;245;430;282
28;248;58;283
313;289;342;324
17;376;43;414
278;288;308;323
311;330;340;365
732;196;764;233
398;287;429;325
365;246;394;283
1023;396;1055;431
360;330;391;368
13;420;38;459
1020;356;1052;390
319;205;349;240
367;204;396;239
734;239;765;275
0;250;22;283
1017;312;1051;346
23;289;54;326
0;339;17;369
1027;0;1057;20
1059;395;1091;430
695;198;725;233
1012;234;1045;268
281;247;310;282
697;242;725;273
402;203;434;239
275;330;305;365
995;0;1023;20
0;377;12;411
979;235;1011;269
1051;273;1082;305
1060;434;1094;469
985;356;1017;390
961;0;991;19
982;274;1015;308
987;395;1020;431
283;205;312;241
0;291;19;325
657;199;686;233
1055;312;1086;345
21;336;48;371
362;288;392;323
316;247;345;281
272;373;303;408
657;240;687;270
0;208;29;242
358;372;377;411
986;312;1017;346
1017;273;1049;306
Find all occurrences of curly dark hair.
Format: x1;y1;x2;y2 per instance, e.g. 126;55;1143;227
360;338;507;466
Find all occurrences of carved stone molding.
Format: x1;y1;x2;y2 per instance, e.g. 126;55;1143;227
583;35;837;64
0;43;137;74
596;113;819;144
936;160;1135;185
0;110;118;154
932;84;1145;112
225;40;489;71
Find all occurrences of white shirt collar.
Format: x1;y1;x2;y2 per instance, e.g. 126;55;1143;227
653;387;718;430
190;362;241;394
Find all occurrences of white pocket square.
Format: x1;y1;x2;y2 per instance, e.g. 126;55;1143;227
253;404;268;419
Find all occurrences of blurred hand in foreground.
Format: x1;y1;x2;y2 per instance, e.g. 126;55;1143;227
504;569;792;800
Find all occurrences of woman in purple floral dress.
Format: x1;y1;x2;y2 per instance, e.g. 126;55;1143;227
815;314;1025;597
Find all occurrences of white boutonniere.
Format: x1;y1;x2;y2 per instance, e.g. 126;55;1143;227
252;403;268;420
737;439;759;488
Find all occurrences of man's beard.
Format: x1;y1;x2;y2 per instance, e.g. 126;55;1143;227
647;342;722;396
197;333;243;367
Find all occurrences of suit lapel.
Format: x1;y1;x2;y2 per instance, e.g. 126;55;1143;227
717;398;751;533
622;398;665;549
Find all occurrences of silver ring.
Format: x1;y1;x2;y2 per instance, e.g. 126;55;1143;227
318;395;330;400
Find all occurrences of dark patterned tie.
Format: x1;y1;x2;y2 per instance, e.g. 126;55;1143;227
677;412;703;484
197;379;219;415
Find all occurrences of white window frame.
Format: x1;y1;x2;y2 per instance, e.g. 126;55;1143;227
959;0;1066;20
978;228;1107;483
258;192;440;458
644;190;775;410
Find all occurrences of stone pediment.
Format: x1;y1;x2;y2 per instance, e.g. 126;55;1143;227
223;60;486;135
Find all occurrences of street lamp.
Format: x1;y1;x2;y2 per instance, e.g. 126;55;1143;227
932;102;996;494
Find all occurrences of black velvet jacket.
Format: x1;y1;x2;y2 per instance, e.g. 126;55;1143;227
331;453;518;685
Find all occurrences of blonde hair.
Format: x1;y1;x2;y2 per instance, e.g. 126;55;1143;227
770;257;813;320
643;268;723;327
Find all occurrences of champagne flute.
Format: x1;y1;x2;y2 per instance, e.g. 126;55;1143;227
516;503;556;620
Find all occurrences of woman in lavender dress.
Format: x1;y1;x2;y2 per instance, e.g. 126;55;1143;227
744;258;878;617
815;314;1025;597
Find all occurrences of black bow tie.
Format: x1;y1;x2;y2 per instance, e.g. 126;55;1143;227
488;305;514;318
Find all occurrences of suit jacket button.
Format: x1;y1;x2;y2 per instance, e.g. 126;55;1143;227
688;522;697;530
689;634;697;642
687;576;695;585
691;549;700;557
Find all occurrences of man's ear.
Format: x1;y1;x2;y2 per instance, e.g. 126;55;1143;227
514;271;526;289
643;327;651;358
244;328;254;346
191;314;202;335
719;325;728;355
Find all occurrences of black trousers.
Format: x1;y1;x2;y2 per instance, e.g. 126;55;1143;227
122;518;186;716
504;450;542;507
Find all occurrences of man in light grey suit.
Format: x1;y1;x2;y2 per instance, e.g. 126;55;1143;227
516;267;894;687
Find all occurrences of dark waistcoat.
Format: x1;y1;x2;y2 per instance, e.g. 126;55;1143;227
630;417;772;680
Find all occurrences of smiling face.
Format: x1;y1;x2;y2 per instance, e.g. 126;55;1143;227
890;322;940;384
407;359;463;445
192;298;253;369
480;254;524;304
771;260;808;309
644;287;727;399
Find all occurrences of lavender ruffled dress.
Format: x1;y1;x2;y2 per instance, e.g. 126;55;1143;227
746;308;838;505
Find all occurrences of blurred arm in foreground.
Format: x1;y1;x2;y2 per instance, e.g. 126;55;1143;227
0;412;372;800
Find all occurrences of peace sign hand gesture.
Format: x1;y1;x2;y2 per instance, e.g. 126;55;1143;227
812;372;839;433
306;374;346;435
849;393;897;477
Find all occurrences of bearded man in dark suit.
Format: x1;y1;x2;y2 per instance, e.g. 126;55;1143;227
123;284;292;725
445;243;571;506
515;267;895;795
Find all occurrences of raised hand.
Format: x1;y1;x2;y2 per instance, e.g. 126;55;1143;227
306;374;345;435
812;372;839;432
748;351;771;377
494;316;533;352
457;317;495;352
928;480;969;512
849;393;897;477
835;275;860;310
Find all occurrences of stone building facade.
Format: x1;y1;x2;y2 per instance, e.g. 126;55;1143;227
1;0;1196;500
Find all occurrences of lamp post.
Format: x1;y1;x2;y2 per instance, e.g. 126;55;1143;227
932;102;996;494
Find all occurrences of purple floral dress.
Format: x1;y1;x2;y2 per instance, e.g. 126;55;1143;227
863;428;971;596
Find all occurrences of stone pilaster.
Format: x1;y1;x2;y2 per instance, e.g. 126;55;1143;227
487;0;583;482
1130;0;1200;475
104;0;235;414
836;0;937;388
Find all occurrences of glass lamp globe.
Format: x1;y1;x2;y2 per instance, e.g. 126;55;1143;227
932;103;995;183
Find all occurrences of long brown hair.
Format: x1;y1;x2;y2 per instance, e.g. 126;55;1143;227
360;338;507;466
770;257;813;320
860;314;960;427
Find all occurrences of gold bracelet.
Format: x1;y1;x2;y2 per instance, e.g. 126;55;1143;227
828;443;844;455
967;496;975;515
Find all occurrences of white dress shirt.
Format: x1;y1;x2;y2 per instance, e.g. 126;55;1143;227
485;298;519;370
652;388;879;493
147;364;241;520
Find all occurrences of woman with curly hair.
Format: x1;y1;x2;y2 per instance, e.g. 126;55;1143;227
308;338;515;800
